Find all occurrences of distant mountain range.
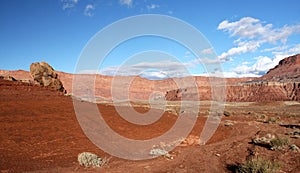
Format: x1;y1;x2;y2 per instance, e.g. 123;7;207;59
1;54;299;102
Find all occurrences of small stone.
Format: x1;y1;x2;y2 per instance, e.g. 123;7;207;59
224;120;233;126
144;166;151;170
291;135;300;139
290;144;300;152
223;111;231;117
215;153;221;157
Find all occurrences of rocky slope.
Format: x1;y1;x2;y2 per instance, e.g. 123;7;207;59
165;54;300;102
262;54;300;82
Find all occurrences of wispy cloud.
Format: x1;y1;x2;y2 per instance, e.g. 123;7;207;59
119;0;133;7
84;4;95;17
218;17;300;60
233;56;274;76
218;17;300;77
100;60;191;79
218;17;300;43
272;44;300;60
218;40;261;60
230;44;300;77
218;17;268;39
61;0;79;10
261;45;288;52
147;4;160;10
99;54;224;79
189;57;226;65
201;48;213;55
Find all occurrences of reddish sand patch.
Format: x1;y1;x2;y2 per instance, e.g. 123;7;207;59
0;79;299;173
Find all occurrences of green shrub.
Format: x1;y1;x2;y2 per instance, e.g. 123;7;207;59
236;156;280;173
267;117;277;123
270;137;289;150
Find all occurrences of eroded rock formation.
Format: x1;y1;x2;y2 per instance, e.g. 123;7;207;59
262;54;300;82
30;62;66;93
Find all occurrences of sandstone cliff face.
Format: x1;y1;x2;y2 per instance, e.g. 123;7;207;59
164;82;300;102
1;54;300;102
165;54;300;102
30;62;66;93
226;82;300;102
262;54;300;82
225;54;300;102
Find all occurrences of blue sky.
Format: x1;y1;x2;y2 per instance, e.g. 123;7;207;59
1;0;300;78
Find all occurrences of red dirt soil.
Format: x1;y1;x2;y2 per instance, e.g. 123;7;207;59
0;79;300;173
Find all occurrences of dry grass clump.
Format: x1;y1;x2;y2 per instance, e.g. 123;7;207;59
269;137;289;150
235;156;280;173
78;152;109;168
252;133;289;150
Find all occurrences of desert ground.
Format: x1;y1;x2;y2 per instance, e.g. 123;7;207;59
0;78;299;173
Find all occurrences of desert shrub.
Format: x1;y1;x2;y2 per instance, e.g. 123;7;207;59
78;152;107;167
252;133;275;148
253;134;289;150
235;156;280;173
255;114;266;119
270;137;289;150
266;117;277;124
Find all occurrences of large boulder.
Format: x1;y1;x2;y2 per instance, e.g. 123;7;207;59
30;62;66;93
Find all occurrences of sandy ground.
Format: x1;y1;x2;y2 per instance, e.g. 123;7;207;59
0;79;299;173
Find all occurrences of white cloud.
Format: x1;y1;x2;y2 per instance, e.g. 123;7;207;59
233;56;282;76
61;0;79;10
218;17;300;43
98;54;225;79
100;60;192;79
190;57;225;65
272;44;300;61
230;43;300;77
263;25;300;44
261;45;288;52
198;71;260;78
217;16;300;68
147;4;160;10
84;4;95;17
251;56;274;73
242;61;250;65
218;41;260;60
218;17;269;39
119;0;133;7
201;48;213;55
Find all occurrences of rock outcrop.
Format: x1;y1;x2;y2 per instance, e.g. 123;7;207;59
165;81;300;102
0;75;17;81
2;54;300;102
165;54;300;102
262;54;300;82
30;62;66;93
226;82;300;102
